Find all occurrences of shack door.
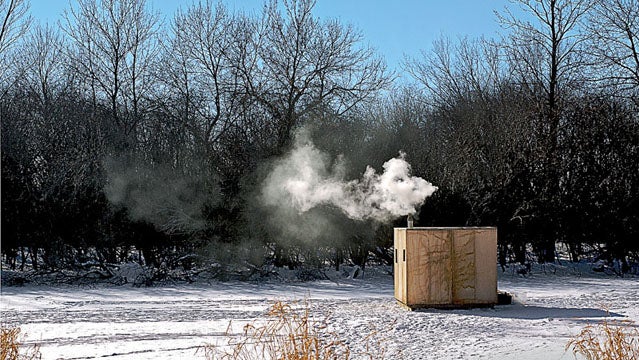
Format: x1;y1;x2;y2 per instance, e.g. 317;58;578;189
393;228;407;303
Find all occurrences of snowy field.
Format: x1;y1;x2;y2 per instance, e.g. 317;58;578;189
1;265;638;360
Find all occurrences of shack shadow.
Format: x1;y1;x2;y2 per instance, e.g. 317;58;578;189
414;304;627;321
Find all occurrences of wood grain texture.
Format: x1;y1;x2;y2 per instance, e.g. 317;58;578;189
474;228;498;303
393;228;407;303
394;227;497;309
452;230;476;303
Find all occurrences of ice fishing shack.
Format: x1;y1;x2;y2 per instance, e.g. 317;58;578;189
393;226;498;309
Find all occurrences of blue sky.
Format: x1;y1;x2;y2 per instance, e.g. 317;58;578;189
29;1;519;75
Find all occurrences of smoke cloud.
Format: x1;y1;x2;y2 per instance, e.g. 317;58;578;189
104;157;214;235
261;130;437;223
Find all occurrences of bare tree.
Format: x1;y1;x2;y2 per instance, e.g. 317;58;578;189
496;0;594;262
406;35;508;108
22;24;66;106
586;0;639;101
150;10;199;170
61;0;160;146
253;0;391;149
497;0;592;116
23;23;103;194
405;35;524;188
164;1;237;151
0;0;30;54
0;0;31;99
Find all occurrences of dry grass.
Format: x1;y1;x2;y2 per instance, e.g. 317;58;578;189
200;300;391;360
566;317;639;360
1;326;41;360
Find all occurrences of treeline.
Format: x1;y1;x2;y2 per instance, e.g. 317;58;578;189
1;0;638;277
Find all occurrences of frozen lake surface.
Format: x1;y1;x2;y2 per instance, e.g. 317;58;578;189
2;266;638;359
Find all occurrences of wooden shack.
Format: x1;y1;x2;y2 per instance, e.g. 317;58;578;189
394;227;497;309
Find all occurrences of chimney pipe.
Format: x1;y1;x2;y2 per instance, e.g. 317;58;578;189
407;214;414;228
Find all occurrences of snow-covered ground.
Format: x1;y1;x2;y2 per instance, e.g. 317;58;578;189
1;265;638;359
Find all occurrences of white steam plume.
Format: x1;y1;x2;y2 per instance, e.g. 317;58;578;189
261;131;437;222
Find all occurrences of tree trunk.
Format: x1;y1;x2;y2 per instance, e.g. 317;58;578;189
30;247;38;271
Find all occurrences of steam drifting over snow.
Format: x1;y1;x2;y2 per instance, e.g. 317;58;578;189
261;130;438;222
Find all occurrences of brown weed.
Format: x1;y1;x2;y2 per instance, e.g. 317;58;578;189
566;316;639;360
1;326;41;360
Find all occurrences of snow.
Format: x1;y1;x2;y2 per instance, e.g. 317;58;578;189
1;266;638;359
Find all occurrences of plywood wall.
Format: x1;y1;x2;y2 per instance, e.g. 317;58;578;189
393;229;407;303
452;230;476;303
473;228;498;303
394;227;497;309
406;229;452;306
